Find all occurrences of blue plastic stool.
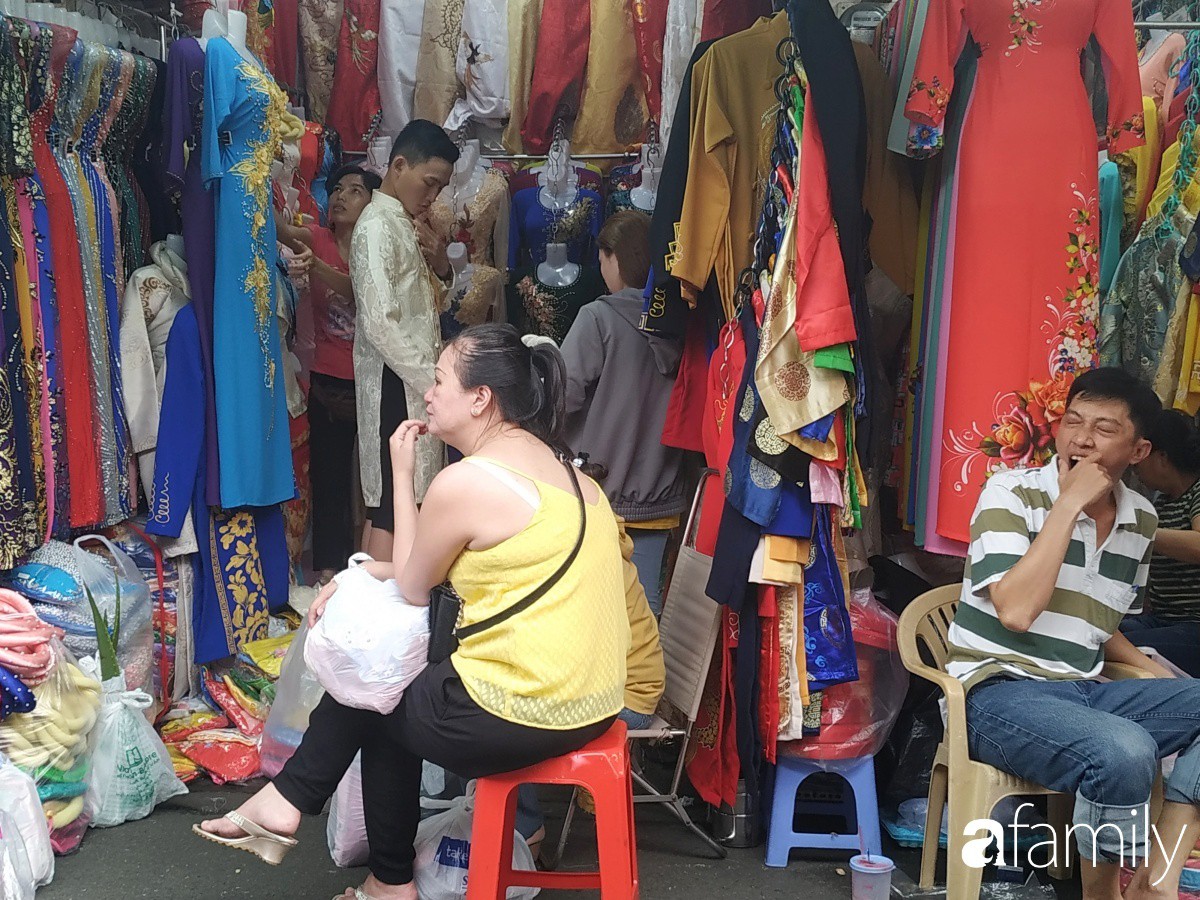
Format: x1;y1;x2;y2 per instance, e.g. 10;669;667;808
765;755;882;867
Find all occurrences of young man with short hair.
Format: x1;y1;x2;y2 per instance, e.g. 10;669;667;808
951;367;1200;900
349;120;459;560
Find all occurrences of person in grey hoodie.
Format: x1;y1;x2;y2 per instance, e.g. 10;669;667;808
560;210;688;615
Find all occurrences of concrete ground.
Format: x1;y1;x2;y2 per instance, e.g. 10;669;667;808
38;779;1085;899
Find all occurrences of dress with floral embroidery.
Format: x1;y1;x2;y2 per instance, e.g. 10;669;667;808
903;0;1144;545
146;303;289;663
202;37;294;508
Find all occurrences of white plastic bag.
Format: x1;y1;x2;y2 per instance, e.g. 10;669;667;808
327;758;451;869
327;754;368;868
72;536;154;699
0;808;35;900
414;783;539;900
83;666;188;827
0;752;50;890
304;557;430;714
260;622;325;778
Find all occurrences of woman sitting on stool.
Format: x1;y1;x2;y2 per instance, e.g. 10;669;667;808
194;324;628;900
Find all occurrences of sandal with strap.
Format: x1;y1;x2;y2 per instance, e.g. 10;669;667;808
192;811;298;865
332;889;380;900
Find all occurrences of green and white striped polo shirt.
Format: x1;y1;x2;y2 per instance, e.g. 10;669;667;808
947;458;1158;691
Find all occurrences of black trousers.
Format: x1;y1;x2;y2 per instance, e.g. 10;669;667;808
308;373;357;572
365;365;409;533
274;659;614;885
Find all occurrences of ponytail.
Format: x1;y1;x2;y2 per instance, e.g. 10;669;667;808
449;324;570;454
525;341;568;452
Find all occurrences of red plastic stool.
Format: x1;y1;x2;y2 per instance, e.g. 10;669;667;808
466;720;639;899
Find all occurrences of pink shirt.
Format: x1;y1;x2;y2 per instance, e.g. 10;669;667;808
309;226;355;380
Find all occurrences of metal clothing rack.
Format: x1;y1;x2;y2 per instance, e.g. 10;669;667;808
482;151;642;161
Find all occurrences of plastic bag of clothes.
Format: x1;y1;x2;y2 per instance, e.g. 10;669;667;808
782;588;908;761
0;642;101;855
81;658;187;827
61;536;154;699
304;558;429;714
0;751;52;889
260;622;324;778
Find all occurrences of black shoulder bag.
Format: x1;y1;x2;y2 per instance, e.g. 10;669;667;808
427;459;587;664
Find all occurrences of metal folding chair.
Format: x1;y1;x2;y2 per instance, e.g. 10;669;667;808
551;472;728;863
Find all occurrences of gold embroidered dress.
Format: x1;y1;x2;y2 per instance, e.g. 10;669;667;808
202;37;296;508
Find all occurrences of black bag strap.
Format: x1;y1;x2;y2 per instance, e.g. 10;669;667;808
455;458;587;640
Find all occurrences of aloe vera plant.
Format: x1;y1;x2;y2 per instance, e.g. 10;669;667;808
84;575;122;682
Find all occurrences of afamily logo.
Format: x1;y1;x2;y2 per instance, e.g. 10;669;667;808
961;803;1191;885
435;836;471;870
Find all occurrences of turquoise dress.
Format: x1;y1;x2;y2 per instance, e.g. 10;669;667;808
201;37;294;508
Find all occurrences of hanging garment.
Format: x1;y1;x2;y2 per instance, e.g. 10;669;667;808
147;304;289;664
0;20;40;565
274;0;301;90
444;0;509;134
521;0;590;153
19;27;68;536
671;13;789;319
298;0;344;121
109;56;159;280
377;0;427;139
327;0;382;152
660;0;701;148
502;0;543;152
700;0;771;42
118;242;198;558
69;44;129;525
428;168;510;267
573;0;650;152
1141;32;1187;124
202;37;296;508
132;57;178;247
38;27;103;528
440;266;505;339
646;37;718;340
632;0;669;125
506;265;604;344
413;0;467;126
163;36;223;509
853;42;919;295
904;0;1144;544
507;186;604;268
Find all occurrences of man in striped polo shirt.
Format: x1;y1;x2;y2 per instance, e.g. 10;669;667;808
951;369;1200;900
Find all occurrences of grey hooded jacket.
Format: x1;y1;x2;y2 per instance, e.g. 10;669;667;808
560;287;688;521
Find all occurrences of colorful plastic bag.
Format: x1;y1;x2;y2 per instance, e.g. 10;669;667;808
83;665;187;827
304;558;429;714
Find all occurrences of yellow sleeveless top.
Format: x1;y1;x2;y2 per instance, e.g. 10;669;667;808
448;458;629;730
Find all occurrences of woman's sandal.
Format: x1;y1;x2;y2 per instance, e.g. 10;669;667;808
331;889;378;900
192;811;298;865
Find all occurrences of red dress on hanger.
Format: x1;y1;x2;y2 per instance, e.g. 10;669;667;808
522;0;591;153
632;0;670;123
36;26;104;527
905;0;1144;543
326;0;381;152
700;0;773;42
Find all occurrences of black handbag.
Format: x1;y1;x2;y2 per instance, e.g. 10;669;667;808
427;458;587;664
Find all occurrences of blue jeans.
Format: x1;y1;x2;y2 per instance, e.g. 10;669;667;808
1120;613;1200;677
514;708;654;839
628;528;670;617
966;676;1200;863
